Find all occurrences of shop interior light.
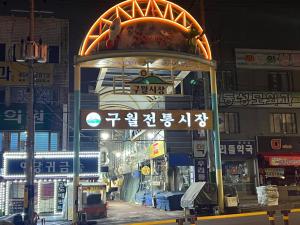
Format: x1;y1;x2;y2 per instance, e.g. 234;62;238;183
115;152;121;158
147;132;155;139
101;132;110;140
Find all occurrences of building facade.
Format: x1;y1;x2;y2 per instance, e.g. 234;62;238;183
0;15;77;215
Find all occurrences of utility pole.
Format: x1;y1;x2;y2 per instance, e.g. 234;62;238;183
24;0;35;223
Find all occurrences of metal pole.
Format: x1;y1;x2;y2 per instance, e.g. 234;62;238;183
24;0;35;224
210;67;224;213
73;64;81;224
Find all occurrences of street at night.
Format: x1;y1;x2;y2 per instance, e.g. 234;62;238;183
1;0;300;224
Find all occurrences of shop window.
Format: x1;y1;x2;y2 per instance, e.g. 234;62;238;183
50;133;58;151
10;132;19;151
218;70;237;91
0;43;5;61
9;131;59;151
48;46;60;63
219;112;240;134
268;71;293;92
270;113;297;134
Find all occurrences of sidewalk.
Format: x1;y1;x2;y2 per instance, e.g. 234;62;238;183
37;215;70;225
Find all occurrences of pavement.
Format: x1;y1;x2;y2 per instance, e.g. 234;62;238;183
35;201;300;225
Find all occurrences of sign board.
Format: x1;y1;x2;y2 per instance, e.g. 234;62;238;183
0;103;55;130
4;152;99;177
149;141;165;159
194;158;208;182
193;140;207;158
81;110;213;130
56;181;66;212
269;156;300;166
141;166;151;176
264;168;285;178
0;62;53;86
257;136;300;154
235;48;300;70
126;70;174;95
193;140;256;157
219;92;300;108
220;140;256;156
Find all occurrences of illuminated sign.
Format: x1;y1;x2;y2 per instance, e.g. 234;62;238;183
80;0;211;60
141;166;151;176
3;152;100;178
127;70;174;95
81;110;213;130
269;156;300;166
150;141;165;158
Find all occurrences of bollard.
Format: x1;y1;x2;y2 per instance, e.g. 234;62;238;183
176;216;197;225
267;211;275;225
281;210;290;225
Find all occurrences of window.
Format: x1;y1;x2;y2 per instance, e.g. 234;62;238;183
48;46;60;63
9;132;58;151
0;43;5;61
268;71;293;91
219;112;240;134
0;132;3;152
218;70;237;91
270;113;297;134
0;89;5;103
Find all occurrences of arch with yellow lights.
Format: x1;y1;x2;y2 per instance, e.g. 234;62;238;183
80;0;212;60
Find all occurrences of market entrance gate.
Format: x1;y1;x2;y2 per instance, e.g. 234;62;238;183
73;0;223;223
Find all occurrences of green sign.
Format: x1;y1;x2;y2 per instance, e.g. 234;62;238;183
0;104;53;131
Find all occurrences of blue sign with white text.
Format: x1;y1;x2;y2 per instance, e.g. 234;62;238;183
7;157;99;175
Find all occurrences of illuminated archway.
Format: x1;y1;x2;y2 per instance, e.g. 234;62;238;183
80;0;212;60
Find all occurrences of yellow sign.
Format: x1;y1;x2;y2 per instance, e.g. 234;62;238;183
149;141;165;159
141;166;151;176
0;62;53;86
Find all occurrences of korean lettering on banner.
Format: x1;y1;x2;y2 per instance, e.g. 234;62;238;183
82;110;213;130
195;158;207;182
220;140;255;156
56;181;66;212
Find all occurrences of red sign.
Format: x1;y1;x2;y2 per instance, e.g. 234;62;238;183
269;156;300;166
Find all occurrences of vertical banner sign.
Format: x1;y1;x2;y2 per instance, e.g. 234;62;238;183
57;181;66;212
195;158;208;182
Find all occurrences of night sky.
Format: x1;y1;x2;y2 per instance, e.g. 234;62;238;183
1;0;300;90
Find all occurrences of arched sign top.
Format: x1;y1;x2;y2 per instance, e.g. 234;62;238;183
79;0;212;60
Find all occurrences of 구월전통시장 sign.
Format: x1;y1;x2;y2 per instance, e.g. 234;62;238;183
81;110;213;130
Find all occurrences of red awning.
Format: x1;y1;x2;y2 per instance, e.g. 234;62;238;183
265;156;300;166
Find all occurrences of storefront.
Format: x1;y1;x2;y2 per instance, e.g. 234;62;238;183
1;151;100;215
220;140;257;195
257;136;300;186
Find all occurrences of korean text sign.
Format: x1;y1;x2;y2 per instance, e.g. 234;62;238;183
6;157;99;175
81;110;213;130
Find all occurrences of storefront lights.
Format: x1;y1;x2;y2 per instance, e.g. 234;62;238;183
101;132;110;140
